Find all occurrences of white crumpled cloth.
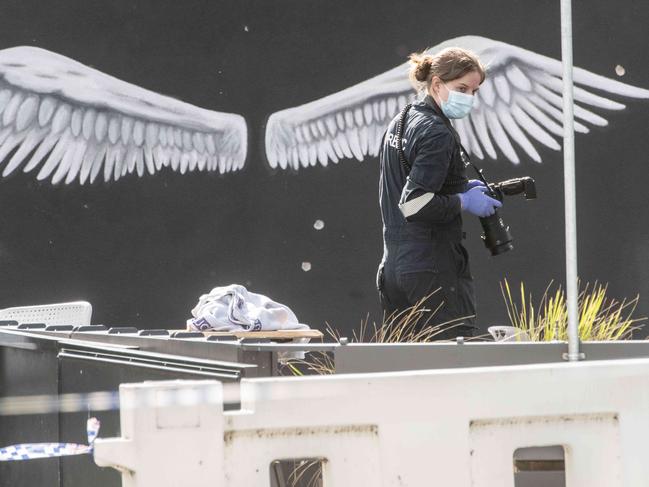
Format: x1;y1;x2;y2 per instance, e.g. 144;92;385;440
187;284;310;332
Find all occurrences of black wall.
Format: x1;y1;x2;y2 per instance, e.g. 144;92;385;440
0;0;647;336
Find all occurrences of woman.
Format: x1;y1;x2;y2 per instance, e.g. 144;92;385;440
377;47;501;338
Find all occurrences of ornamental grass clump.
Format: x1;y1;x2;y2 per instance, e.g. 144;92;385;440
284;292;475;376
501;279;645;341
342;295;474;344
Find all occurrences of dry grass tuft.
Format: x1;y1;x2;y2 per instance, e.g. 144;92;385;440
284;293;477;376
287;459;323;487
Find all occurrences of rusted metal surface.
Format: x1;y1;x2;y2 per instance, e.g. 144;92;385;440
225;424;377;445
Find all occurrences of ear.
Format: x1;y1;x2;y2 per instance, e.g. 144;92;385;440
430;75;443;94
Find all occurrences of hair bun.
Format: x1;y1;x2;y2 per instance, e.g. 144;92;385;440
408;53;433;89
414;57;432;82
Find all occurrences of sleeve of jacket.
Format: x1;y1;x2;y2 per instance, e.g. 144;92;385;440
400;125;462;223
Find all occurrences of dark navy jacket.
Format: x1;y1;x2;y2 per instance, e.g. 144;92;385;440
379;95;468;273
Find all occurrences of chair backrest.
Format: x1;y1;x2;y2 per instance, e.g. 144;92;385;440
0;301;92;327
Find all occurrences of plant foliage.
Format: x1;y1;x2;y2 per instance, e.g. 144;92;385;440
501;279;645;341
284;293;475;376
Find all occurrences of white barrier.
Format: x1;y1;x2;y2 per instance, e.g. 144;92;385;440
93;381;224;487
94;357;649;486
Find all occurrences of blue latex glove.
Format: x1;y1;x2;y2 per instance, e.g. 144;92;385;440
458;186;502;217
466;179;486;190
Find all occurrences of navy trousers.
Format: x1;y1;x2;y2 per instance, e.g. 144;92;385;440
377;239;477;340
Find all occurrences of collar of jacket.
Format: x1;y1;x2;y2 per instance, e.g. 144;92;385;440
422;94;448;121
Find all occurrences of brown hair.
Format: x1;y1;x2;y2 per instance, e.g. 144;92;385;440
408;47;486;92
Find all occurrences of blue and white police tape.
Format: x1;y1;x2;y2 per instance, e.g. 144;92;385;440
0;385;237;417
0;390;120;416
0;417;100;461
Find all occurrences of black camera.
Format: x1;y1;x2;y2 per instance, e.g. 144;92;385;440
479;177;537;256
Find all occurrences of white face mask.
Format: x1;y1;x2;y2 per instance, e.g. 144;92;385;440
440;82;474;119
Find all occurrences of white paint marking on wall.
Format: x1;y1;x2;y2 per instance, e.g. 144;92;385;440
264;35;649;170
0;46;248;184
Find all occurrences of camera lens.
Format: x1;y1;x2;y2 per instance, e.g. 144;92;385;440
480;210;513;256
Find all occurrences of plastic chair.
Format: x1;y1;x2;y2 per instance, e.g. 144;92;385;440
488;325;531;342
0;301;92;327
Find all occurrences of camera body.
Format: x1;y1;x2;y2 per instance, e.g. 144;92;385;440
479;177;537;256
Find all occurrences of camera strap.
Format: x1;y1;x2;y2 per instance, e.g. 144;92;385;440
435;109;492;189
396;103;412;172
396;100;488;187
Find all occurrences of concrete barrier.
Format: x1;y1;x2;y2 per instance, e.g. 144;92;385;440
94;357;649;486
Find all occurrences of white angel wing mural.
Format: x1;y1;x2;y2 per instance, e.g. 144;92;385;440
0;46;247;184
265;35;649;169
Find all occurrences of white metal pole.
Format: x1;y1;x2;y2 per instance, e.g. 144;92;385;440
561;0;581;361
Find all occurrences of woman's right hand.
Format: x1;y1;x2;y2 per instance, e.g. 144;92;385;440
458;186;502;218
466;179;486;190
